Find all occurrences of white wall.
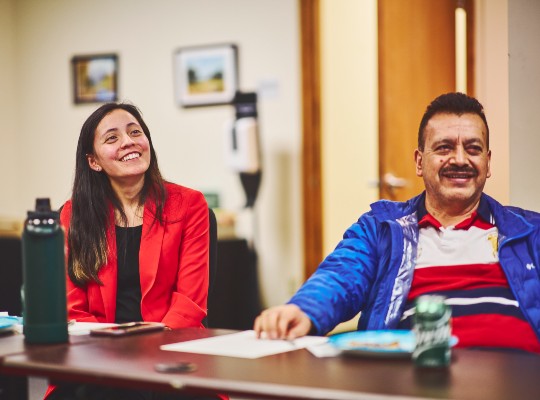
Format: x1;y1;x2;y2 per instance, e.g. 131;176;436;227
320;0;379;255
2;0;302;307
476;0;540;211
0;0;19;217
508;0;540;211
475;0;509;205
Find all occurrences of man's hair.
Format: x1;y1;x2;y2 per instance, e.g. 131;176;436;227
417;92;489;151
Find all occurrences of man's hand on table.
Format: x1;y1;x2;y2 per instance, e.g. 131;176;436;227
254;304;312;340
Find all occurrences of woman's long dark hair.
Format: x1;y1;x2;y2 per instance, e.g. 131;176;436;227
68;103;166;285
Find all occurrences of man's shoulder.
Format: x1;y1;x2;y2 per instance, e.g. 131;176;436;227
367;193;422;221
483;194;540;230
504;205;540;224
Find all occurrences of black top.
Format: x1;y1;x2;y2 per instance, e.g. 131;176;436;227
115;225;143;323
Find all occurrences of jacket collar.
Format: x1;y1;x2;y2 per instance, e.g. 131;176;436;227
370;191;534;241
482;194;535;242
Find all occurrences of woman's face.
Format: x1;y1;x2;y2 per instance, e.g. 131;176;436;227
87;109;151;186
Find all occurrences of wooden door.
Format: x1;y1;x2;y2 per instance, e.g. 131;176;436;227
378;0;475;201
299;0;474;278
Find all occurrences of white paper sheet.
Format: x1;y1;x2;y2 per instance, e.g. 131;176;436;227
0;320;117;335
306;342;343;358
68;322;117;335
160;330;328;359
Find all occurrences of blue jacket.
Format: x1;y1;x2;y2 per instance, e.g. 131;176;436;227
289;193;540;340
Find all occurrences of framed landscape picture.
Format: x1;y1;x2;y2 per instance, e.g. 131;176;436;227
72;53;118;104
174;44;238;107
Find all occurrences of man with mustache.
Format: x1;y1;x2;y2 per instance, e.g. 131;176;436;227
254;92;540;354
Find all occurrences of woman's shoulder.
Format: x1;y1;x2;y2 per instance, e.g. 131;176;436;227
163;182;207;216
59;199;73;215
164;181;202;196
59;199;73;226
164;182;205;202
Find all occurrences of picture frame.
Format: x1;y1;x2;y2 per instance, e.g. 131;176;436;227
71;54;118;104
174;44;238;107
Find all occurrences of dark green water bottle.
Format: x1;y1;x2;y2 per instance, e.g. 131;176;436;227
22;198;68;344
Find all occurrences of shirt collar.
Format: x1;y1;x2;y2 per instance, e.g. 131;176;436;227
417;193;492;229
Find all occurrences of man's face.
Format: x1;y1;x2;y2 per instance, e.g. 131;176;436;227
414;113;491;211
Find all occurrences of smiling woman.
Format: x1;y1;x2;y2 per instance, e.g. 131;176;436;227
45;103;226;400
86;108;152;212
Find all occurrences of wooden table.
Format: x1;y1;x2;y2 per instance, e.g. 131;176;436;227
0;331;100;400
2;328;540;400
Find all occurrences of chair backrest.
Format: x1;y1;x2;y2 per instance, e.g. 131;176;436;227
202;207;218;327
0;235;23;316
208;207;218;296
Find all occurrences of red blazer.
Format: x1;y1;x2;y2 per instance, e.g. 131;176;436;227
46;184;227;399
60;182;209;329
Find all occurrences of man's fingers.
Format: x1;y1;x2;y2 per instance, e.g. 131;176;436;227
253;305;312;340
255;308;281;339
286;317;311;340
276;310;293;339
253;315;263;338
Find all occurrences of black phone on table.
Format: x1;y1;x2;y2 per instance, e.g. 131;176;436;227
90;322;165;337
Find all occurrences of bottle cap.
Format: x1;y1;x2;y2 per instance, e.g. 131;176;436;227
35;198;52;212
27;198;59;220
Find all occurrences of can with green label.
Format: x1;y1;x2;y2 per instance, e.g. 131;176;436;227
412;294;451;367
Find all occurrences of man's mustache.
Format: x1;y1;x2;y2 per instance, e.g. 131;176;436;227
440;165;478;176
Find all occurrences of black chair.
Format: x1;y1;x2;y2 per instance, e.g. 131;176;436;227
208;207;218;297
207;238;262;330
0;234;26;400
0;236;23;316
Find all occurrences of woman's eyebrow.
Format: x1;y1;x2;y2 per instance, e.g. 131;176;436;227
99;127;118;137
100;122;140;136
126;122;142;130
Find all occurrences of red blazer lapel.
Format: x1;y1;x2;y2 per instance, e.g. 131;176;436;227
139;203;164;298
99;217;118;321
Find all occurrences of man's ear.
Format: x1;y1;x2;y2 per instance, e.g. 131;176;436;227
87;154;102;172
414;149;423;177
486;149;492;179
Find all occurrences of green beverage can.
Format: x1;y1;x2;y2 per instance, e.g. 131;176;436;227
412;294;451;367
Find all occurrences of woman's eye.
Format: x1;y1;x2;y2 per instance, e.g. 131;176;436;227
105;135;117;143
131;129;142;136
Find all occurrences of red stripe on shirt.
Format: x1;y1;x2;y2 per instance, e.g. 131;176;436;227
453;314;540;353
408;263;509;301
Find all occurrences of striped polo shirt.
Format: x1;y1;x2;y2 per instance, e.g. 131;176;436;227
397;198;540;353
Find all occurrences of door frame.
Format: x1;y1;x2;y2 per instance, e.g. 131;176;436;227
300;0;322;279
